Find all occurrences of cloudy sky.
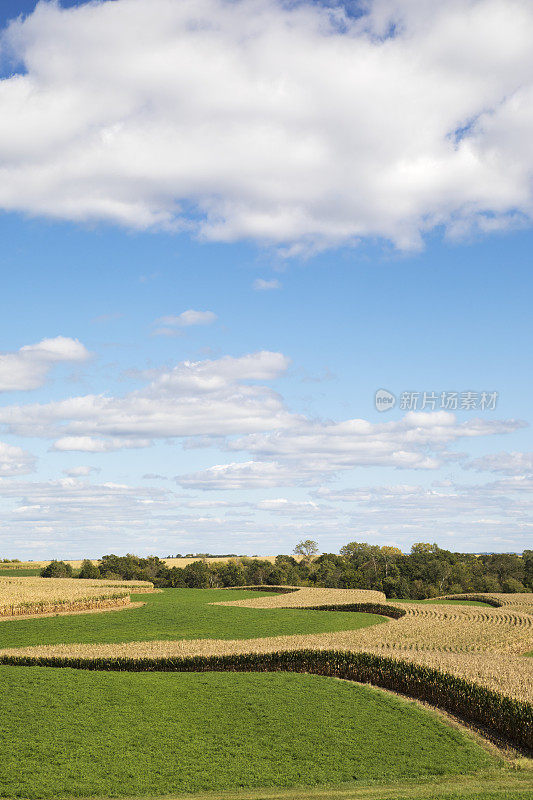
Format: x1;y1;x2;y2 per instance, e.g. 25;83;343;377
0;0;531;558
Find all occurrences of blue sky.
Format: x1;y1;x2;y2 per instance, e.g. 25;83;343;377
0;0;531;558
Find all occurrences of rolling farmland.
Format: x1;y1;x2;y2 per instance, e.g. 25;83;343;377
4;586;530;702
0;579;531;799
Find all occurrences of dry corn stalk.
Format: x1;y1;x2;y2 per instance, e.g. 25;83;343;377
0;576;155;618
0;585;531;703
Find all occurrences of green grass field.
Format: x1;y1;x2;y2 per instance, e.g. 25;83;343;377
0;567;42;576
0;666;501;798
0;588;386;649
121;769;533;800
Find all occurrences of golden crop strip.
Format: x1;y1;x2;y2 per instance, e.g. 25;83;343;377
5;636;531;703
0;585;531;703
0;576;155;617
215;587;387;608
1;555;309;570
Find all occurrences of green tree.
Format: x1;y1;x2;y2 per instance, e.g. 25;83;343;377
77;559;101;579
410;542;439;555
293;540;319;560
40;560;73;578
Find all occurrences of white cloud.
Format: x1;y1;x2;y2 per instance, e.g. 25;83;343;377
177;461;304;490
253;278;281;291
0;441;36;476
255;497;335;517
151;327;184;338
0;337;90;391
53;437;151;452
176;412;526;488
465;451;533;475
0;0;533;250
0;473;529;557
0;351;294;449
0;478;286;557
155;310;217;327
62;465;101;477
310;476;533;548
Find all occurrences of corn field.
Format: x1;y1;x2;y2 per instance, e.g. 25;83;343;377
0;576;155;617
0;583;531;752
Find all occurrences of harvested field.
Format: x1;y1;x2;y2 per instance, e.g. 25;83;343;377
0;576;155;618
2;587;531;702
0;555;308;570
0;589;385;649
215;587;387;608
444;593;533;611
164;555;309;567
7;629;531;703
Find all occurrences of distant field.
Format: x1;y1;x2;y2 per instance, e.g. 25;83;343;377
0;555;306;570
0;588;386;649
0;568;41;577
0;667;498;798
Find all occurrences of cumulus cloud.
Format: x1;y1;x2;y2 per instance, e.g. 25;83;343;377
465;451;533;475
253;278;281;291
177;461;307;490
0;441;36;476
1;0;533;250
152;310;217;336
62;465;101;477
0;351;294;449
0;337;90;391
176;412;526;488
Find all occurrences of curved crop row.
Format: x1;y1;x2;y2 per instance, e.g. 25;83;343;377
214;586;387;609
443;593;533;613
302;603;407;619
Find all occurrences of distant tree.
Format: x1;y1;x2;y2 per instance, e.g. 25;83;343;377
501;577;526;593
411;542;439;555
77;559;101;579
40;560;73;578
181;560;212;588
523;550;533;590
293;540;319;560
380;546;402;578
340;541;380;558
380;546;402;557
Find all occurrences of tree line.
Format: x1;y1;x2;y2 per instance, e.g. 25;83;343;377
39;541;533;599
